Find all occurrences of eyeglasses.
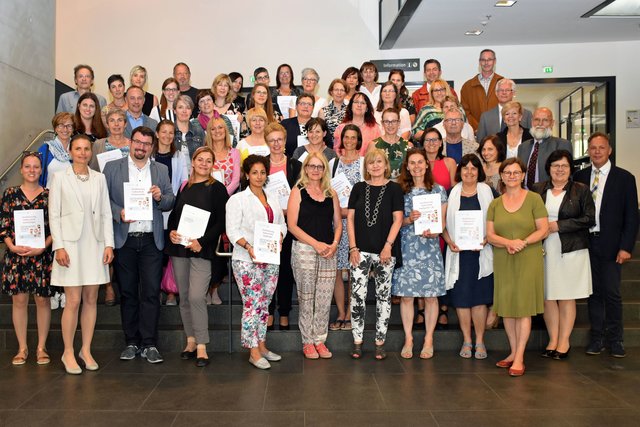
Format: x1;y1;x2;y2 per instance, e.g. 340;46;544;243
267;137;285;144
423;138;440;144
56;123;74;130
444;118;463;123
332;88;346;93
164;87;179;92
382;120;399;125
352;101;367;105
255;75;269;81
550;164;571;170
432;88;446;93
496;89;513;93
302;77;318;83
501;171;523;176
132;139;153;147
278;71;291;76
298;101;313;107
306;164;325;171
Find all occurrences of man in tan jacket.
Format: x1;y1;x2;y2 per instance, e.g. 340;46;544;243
460;49;503;132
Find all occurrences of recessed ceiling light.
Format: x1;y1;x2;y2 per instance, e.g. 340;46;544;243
465;30;483;36
495;1;517;6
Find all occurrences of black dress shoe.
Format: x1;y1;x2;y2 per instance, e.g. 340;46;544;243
540;349;558;358
279;324;290;331
267;324;275;331
610;341;626;358
196;357;210;367
553;347;571;360
180;350;196;360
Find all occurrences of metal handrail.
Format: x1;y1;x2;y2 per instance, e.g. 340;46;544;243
0;129;55;184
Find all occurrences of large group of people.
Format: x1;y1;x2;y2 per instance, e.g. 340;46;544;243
3;51;638;375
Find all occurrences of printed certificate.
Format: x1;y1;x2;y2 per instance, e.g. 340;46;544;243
177;204;211;247
97;149;123;172
455;210;484;250
123;182;153;221
253;221;281;265
265;171;291;209
14;209;45;248
412;193;442;235
247;145;270;157
331;172;352;208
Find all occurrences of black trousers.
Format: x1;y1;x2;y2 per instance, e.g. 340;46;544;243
115;234;163;348
269;232;295;317
588;235;623;343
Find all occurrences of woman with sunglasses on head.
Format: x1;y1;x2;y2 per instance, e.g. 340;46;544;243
39;113;75;188
49;134;115;374
150;78;180;123
2;151;55;366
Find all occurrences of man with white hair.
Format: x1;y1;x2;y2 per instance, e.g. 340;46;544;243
518;107;573;189
476;78;532;142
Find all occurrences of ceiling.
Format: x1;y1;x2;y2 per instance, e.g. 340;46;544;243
392;0;640;48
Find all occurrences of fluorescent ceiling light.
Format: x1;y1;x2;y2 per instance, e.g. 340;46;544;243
495;1;517;7
465;30;483;36
583;0;640;17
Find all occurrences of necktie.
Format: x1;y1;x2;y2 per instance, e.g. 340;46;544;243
526;141;540;189
591;169;600;200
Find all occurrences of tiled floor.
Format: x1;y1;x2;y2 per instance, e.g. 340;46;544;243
0;348;638;426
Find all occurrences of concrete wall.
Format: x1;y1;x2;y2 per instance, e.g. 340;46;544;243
0;0;55;178
55;0;640;194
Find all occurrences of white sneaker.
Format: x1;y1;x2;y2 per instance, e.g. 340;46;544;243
50;293;60;310
59;293;66;308
210;289;222;305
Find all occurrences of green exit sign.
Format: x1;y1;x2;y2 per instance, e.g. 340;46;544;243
543;66;554;74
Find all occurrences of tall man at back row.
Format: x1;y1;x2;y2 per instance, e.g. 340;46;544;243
103;126;175;364
461;49;503;131
574;133;639;358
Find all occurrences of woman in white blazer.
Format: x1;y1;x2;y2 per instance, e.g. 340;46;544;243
226;155;287;370
49;134;114;374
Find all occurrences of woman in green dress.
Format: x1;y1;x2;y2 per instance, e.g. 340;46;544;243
370;108;411;181
486;158;548;377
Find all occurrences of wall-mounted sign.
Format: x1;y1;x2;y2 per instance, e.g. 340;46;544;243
371;58;420;72
543;66;554;74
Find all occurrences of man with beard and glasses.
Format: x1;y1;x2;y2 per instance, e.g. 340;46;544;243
518;107;572;189
103;126;175;364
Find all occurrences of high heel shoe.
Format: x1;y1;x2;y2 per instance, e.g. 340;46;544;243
61;356;82;375
553;347;571;360
78;353;99;371
540;349;558;358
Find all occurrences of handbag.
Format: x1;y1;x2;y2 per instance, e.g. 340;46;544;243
161;258;179;294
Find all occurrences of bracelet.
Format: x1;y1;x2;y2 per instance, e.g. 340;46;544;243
385;240;393;247
349;247;359;253
523;238;529;247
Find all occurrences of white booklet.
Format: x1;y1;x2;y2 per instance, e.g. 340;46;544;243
265;170;290;209
455;210;484;250
412;193;442;235
331;172;352;208
177;204;211;246
211;169;224;184
97;149;122;172
123;182;153;221
297;135;309;147
253;221;281;265
247;145;270;157
14;209;45;248
224;114;240;143
277;96;296;119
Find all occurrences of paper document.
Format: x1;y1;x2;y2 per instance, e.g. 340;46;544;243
253;221;281;264
14;209;45;248
412;193;442;235
123;182;153;221
331;172;352;208
265;171;291;209
177;204;211;246
454;210;484;250
97;149;123;172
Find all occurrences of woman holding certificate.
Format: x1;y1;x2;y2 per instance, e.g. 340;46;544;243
1;152;54;366
487;158;548;376
442;154;495;360
291;118;336;162
347;148;403;360
266;123;302;330
49;134;115;374
226;155;287;369
288;153;342;359
166;146;228;367
392;148;447;359
532;150;594;360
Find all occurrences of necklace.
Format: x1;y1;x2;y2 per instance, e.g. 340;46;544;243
270;155;286;165
75;171;89;182
461;187;477;196
364;183;387;227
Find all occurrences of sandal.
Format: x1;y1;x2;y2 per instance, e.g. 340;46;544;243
36;348;51;365
351;342;363;359
375;344;387;360
341;320;352;331
400;344;413;359
414;310;425;325
12;349;28;366
420;345;434;359
459;342;473;359
329;320;344;331
436;306;449;330
486;310;499;329
474;343;488;360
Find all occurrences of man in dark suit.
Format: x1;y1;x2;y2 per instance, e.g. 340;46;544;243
574;132;639;357
124;86;158;138
103;126;175;364
476;78;533;142
518;107;572;189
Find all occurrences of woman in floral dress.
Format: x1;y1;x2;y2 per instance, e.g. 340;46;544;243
392;148;448;359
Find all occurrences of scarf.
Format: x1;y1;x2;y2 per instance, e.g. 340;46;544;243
46;137;72;162
444;182;494;290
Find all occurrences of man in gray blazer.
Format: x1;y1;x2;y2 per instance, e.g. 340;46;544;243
518;107;573;188
124;86;158;138
476;78;532;142
103;126;175;364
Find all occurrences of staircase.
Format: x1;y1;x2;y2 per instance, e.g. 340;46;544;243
1;239;639;353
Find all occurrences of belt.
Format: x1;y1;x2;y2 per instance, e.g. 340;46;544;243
128;232;153;238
